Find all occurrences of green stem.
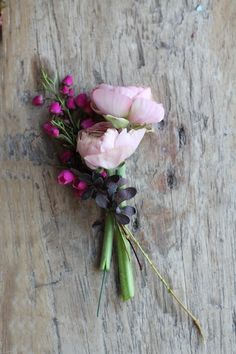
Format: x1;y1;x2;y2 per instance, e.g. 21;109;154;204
115;163;135;301
99;212;114;271
115;223;134;300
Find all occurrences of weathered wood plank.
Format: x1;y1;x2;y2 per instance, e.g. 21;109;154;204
0;0;236;353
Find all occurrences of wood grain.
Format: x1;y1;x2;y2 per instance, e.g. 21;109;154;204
0;0;236;353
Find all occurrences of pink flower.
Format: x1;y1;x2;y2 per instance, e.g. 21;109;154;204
77;122;146;169
62;75;73;86
68;88;75;97
73;179;88;191
66;97;76;110
32;95;44;106
100;170;108;178
75;93;88;108
80;118;95;129
91;84;164;124
49;102;63;115
42;122;60;137
57;170;74;185
59;150;73;164
74;189;87;198
60;85;70;95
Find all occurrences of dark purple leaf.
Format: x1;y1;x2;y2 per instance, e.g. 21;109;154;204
81;188;94;200
121;206;136;217
115;213;130;225
95;193;110;209
107;182;118;196
116;187;137;204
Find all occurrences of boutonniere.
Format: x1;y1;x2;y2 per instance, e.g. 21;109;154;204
33;71;204;338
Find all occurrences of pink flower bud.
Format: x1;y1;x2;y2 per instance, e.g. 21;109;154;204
59;150;73;164
74;189;86;198
80;118;95;129
84;103;93;114
75;93;88;108
49;102;63;115
68;88;75;97
66;97;76;110
42;122;60;137
62;75;73;86
100;170;108;178
32;95;44;106
73;179;88;191
57;170;74;185
60;85;70;95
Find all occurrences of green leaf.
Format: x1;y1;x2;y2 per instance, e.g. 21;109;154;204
103;115;129;129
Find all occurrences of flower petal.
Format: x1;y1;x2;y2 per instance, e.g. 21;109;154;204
129;98;164;124
135;87;152;100
92;88;132;117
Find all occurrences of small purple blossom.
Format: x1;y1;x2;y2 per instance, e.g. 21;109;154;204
66;98;76;110
80;118;95;129
49;102;63;115
42;122;60;137
62;75;73;86
32;95;44;106
57;170;75;185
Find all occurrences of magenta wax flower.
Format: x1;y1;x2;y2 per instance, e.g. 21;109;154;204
60;85;70;95
32;95;44;106
100;170;108;178
49;101;63;115
84;103;93;114
75;93;88;108
66;97;76;110
68;88;75;97
42;122;60;137
62;75;73;86
80;118;95;129
74;189;87;198
57;170;74;185
59;150;73;164
73;179;88;191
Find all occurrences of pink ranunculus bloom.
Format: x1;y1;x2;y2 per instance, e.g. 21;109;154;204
66;97;76;110
49;101;63;115
80;118;95;129
77;122;146;169
91;84;164;125
62;75;73;86
32;95;44;106
59;150;73;164
75;93;88;108
57;170;74;185
42;122;60;137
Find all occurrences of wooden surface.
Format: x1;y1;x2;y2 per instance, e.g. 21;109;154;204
0;1;235;353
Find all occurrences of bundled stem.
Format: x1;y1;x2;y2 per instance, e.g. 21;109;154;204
116;164;134;301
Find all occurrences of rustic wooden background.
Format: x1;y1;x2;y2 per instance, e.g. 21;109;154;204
0;0;235;353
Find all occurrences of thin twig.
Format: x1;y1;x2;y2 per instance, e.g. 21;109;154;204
122;225;205;340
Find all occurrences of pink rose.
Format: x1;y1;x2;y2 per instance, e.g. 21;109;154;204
77;122;145;169
91;84;164;124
